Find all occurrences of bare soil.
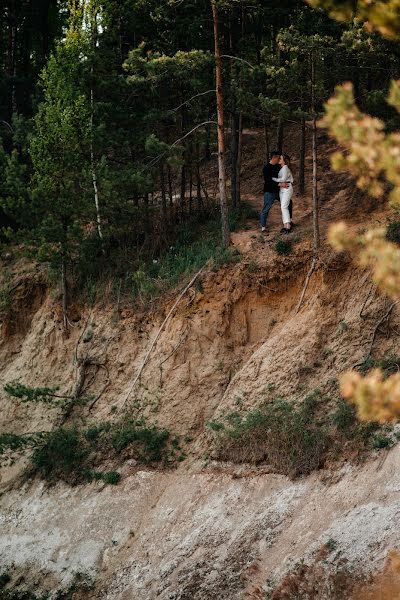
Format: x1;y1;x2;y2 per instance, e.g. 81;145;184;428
0;126;399;599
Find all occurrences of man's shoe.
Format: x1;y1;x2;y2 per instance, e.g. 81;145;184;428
261;227;266;232
280;227;286;233
283;229;292;235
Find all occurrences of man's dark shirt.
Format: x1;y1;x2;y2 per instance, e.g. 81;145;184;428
263;163;280;194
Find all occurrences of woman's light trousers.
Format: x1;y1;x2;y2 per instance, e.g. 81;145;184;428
280;185;293;225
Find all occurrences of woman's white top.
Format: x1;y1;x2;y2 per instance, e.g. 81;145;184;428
273;165;294;184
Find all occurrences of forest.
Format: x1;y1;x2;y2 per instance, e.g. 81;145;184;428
4;2;400;597
1;0;400;324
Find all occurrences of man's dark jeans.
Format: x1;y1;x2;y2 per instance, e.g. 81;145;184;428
260;191;278;228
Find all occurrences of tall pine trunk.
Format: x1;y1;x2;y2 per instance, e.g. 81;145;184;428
276;118;284;153
299;116;306;195
61;253;68;332
235;113;243;207
311;51;319;255
161;162;167;222
90;9;103;240
7;1;17;115
90;88;103;240
263;116;270;160
211;0;230;248
230;111;239;209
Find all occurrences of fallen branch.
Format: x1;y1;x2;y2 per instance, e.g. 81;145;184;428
296;257;317;314
118;266;204;412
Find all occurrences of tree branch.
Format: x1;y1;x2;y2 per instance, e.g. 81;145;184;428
146;121;217;168
172;90;215;112
221;54;255;70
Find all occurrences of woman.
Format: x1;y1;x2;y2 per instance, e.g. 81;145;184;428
273;154;294;234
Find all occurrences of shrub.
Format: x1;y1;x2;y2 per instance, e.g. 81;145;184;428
4;382;61;405
209;390;390;476
357;353;400;377
101;471;121;485
209;392;327;477
274;239;291;255
31;428;88;482
370;433;393;450
128;221;240;303
0;572;11;589
331;399;378;443
87;470;121;485
111;421;169;461
84;422;111;441
386;221;400;244
0;433;27;455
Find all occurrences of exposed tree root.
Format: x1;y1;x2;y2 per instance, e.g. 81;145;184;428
296;257;317;313
119;265;204;412
367;300;400;357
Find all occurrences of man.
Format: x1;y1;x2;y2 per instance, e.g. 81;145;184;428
260;150;289;232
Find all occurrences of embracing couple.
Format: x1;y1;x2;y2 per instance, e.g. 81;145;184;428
260;150;294;235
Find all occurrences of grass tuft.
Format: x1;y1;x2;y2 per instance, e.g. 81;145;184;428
274;239;291;255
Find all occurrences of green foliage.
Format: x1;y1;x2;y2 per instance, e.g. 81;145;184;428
370;432;393;450
0;277;12;315
208;391;328;477
31;428;88;482
4;383;62;405
306;0;400;40
274;239;291;255
325;538;337;552
386;221;400;244
100;471;121;485
111;421;169;461
84;422;111;441
0;573;11;590
28;418;172;484
332;399;357;433
0;433;27;456
357;353;400;377
129;221;240;303
331;399;377;442
87;470;121;485
209;390;389;476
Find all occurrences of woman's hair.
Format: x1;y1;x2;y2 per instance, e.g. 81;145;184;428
282;154;291;166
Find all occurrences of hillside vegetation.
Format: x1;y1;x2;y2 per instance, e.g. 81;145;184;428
2;0;400;598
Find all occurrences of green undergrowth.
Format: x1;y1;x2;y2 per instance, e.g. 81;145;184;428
28;417;181;485
356;352;400;377
130;236;239;303
207;389;391;478
274;239;292;255
386;220;400;245
79;212;243;306
1;382;185;484
228;201;260;231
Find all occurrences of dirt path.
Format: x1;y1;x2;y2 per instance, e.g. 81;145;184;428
230;127;365;256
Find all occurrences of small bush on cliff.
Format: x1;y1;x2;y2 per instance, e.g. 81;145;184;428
29;419;171;484
274;239;292;255
31;428;88;482
357;353;400;377
111;420;169;461
386;221;400;245
207;391;327;477
208;391;389;477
